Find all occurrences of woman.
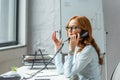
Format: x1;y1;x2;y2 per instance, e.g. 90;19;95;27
51;16;103;80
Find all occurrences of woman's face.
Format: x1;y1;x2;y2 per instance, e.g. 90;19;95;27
67;19;81;37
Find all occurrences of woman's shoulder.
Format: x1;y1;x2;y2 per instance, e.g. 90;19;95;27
80;45;95;54
75;45;94;55
77;45;95;57
84;45;93;50
83;45;97;56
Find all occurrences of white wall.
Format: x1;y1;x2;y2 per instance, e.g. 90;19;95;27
103;0;120;80
27;0;60;55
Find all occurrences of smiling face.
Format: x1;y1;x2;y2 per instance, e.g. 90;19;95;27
66;19;81;37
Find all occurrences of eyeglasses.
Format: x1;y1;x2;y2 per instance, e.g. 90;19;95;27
66;26;80;30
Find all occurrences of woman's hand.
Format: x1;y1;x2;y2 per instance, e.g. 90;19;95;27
69;33;80;51
51;31;62;51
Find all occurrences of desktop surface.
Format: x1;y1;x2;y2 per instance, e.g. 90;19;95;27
17;66;69;80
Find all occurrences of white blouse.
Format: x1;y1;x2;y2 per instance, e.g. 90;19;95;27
54;45;102;80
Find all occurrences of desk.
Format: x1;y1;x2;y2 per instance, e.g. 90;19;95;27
17;66;69;80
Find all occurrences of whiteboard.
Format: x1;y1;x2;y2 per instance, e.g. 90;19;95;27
60;0;106;54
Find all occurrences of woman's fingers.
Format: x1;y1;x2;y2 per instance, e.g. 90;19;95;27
51;31;57;41
51;31;62;46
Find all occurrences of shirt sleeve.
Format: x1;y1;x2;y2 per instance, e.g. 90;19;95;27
64;55;73;77
64;45;93;78
54;53;64;74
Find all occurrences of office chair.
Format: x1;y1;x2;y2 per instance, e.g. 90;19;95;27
110;62;120;80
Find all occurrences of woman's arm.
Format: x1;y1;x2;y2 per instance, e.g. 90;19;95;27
51;31;64;74
64;54;74;77
54;53;64;74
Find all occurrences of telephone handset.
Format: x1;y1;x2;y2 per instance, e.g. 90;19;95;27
64;30;88;42
80;30;88;38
